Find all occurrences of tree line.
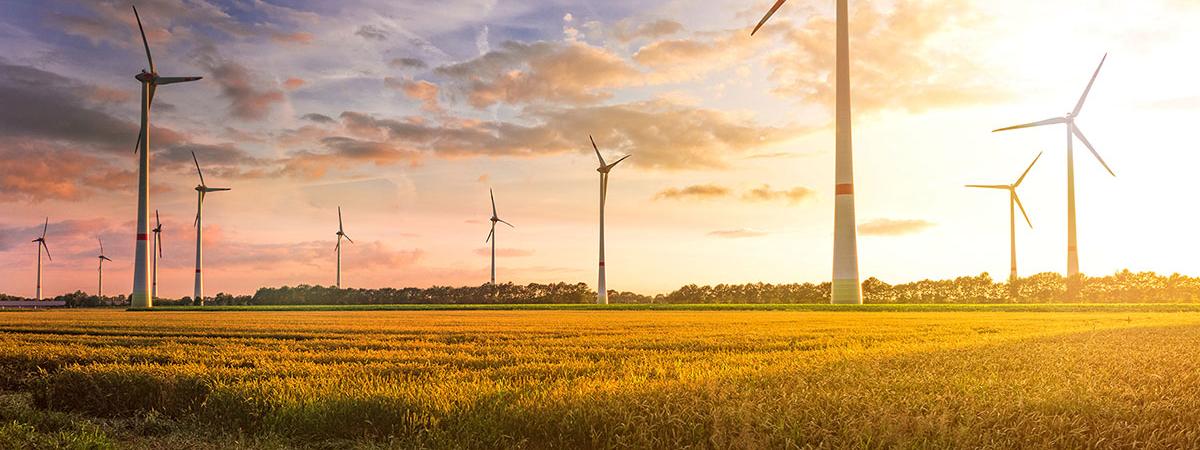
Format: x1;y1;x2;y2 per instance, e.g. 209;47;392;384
5;270;1200;306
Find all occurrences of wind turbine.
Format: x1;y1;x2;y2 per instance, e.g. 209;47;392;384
993;54;1113;287
966;152;1042;284
129;5;202;308
152;210;162;300
335;206;354;288
753;0;862;304
31;219;50;300
485;189;514;285
97;238;113;297
590;135;630;305
190;151;230;305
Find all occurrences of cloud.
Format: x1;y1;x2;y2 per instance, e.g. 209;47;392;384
283;77;306;90
0;62;138;152
271;31;314;45
633;30;763;80
654;184;731;201
280;136;419;179
301;113;336;124
613;19;684;43
707;229;769;239
763;0;1007;113
858;218;936;236
742;184;815;205
384;78;442;113
198;55;286;121
314;97;800;170
473;247;534;257
355;25;388;41
390;58;428;70
436;40;641;108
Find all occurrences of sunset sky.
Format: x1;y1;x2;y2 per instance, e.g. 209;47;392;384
2;0;1199;298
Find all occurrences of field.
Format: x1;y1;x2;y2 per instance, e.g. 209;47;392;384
2;308;1200;448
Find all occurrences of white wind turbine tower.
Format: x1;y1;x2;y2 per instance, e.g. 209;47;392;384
485;189;514;285
96;238;113;297
129;5;202;308
190;151;231;305
590;135;630;305
31;219;51;300
966;152;1042;283
335;206;354;288
993;54;1114;290
152;210;162;300
752;0;862;304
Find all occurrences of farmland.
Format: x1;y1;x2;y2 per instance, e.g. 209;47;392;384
2;309;1200;448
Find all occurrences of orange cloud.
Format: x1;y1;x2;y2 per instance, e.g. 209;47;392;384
283;77;306;90
764;0;1006;114
271;32;314;45
385;78;442;113
437;41;641;108
859;219;936;236
742;185;815;205
654;184;731;201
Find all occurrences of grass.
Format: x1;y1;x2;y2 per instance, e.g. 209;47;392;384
126;302;1200;313
1;308;1199;448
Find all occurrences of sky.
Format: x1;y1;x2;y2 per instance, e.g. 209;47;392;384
2;0;1199;298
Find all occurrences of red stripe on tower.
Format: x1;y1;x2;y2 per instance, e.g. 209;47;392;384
599;261;605;266
835;183;854;195
136;233;149;240
195;269;201;273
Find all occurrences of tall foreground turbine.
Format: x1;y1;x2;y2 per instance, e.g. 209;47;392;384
590;136;630;305
96;238;113;297
754;0;861;304
129;5;202;308
993;55;1114;284
335;207;354;288
31;219;50;300
485;189;514;285
966;152;1042;283
152;210;162;300
190;151;231;305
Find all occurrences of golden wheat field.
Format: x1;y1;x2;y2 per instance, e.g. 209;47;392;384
2;309;1200;449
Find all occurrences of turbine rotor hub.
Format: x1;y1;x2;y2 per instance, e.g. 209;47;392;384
135;71;157;82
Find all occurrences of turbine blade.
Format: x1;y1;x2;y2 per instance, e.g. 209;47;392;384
1014;151;1044;187
590;134;606;166
191;151;206;186
1013;192;1032;228
751;0;788;36
148;83;156;107
206;187;231;192
102;256;113;262
964;184;1009;190
1072;125;1115;176
156;76;203;85
490;188;497;217
498;218;515;228
1073;53;1108;116
134;124;144;153
334;240;340;252
132;5;155;73
992;117;1066;132
344;235;353;244
41;218;47;238
485;226;494;243
608;154;631;169
158;232;163;258
155;209;160;228
99;237;104;254
41;242;51;262
338;206;343;232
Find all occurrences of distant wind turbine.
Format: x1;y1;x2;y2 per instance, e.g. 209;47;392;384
335;206;354;288
753;0;862;304
31;219;50;300
485;189;514;285
966;152;1043;283
129;5;202;308
590;135;630;305
993;54;1114;284
191;151;231;305
97;238;113;297
152;210;162;301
